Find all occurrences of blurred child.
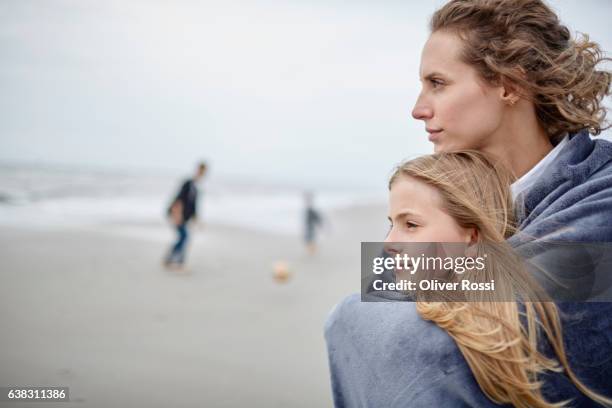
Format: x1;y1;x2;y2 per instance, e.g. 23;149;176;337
304;191;323;255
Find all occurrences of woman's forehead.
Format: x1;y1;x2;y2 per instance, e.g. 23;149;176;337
419;31;468;78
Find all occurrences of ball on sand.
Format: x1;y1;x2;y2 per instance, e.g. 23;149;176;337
272;261;290;283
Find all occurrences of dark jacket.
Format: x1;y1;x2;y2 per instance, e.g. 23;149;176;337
169;179;198;223
324;130;612;407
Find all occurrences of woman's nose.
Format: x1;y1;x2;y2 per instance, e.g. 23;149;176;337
412;97;433;121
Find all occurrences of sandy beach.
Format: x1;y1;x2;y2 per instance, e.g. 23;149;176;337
0;204;387;407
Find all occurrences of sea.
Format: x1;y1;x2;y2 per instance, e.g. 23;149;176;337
0;163;384;239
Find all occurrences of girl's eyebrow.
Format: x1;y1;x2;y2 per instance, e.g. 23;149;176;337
391;210;423;221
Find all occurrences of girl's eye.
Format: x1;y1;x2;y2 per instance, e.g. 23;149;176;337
406;222;419;229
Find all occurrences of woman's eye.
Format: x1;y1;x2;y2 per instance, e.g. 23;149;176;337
406;222;419;229
430;78;444;88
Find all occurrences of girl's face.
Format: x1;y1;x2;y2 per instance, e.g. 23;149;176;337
385;175;473;243
412;30;508;153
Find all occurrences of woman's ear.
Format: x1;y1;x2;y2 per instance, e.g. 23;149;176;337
499;83;520;106
499;74;525;106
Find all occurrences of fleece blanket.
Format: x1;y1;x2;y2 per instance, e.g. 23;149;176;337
324;130;612;407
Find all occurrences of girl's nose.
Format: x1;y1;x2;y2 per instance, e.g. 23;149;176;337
383;236;402;256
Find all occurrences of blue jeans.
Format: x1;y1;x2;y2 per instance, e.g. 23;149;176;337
167;223;188;264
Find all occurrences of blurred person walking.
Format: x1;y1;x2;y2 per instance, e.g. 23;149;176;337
164;162;207;269
304;191;323;255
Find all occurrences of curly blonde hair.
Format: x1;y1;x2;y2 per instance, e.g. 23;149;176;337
431;0;611;142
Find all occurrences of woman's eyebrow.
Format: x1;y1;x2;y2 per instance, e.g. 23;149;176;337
423;71;445;80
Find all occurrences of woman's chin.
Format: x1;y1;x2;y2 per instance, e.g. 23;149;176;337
432;140;469;154
433;142;448;153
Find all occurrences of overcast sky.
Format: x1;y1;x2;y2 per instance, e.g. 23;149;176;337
1;0;610;189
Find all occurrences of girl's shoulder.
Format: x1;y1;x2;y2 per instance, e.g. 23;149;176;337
324;294;496;406
324;293;466;379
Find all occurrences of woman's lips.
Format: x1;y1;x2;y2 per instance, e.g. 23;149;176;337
427;129;443;142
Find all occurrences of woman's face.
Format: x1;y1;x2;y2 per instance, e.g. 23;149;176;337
385;175;473;243
412;30;507;153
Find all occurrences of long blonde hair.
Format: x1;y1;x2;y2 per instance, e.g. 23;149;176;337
390;151;611;407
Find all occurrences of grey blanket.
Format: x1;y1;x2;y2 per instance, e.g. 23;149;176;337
325;130;612;407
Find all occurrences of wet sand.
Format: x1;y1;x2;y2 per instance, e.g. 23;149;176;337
0;204;387;407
